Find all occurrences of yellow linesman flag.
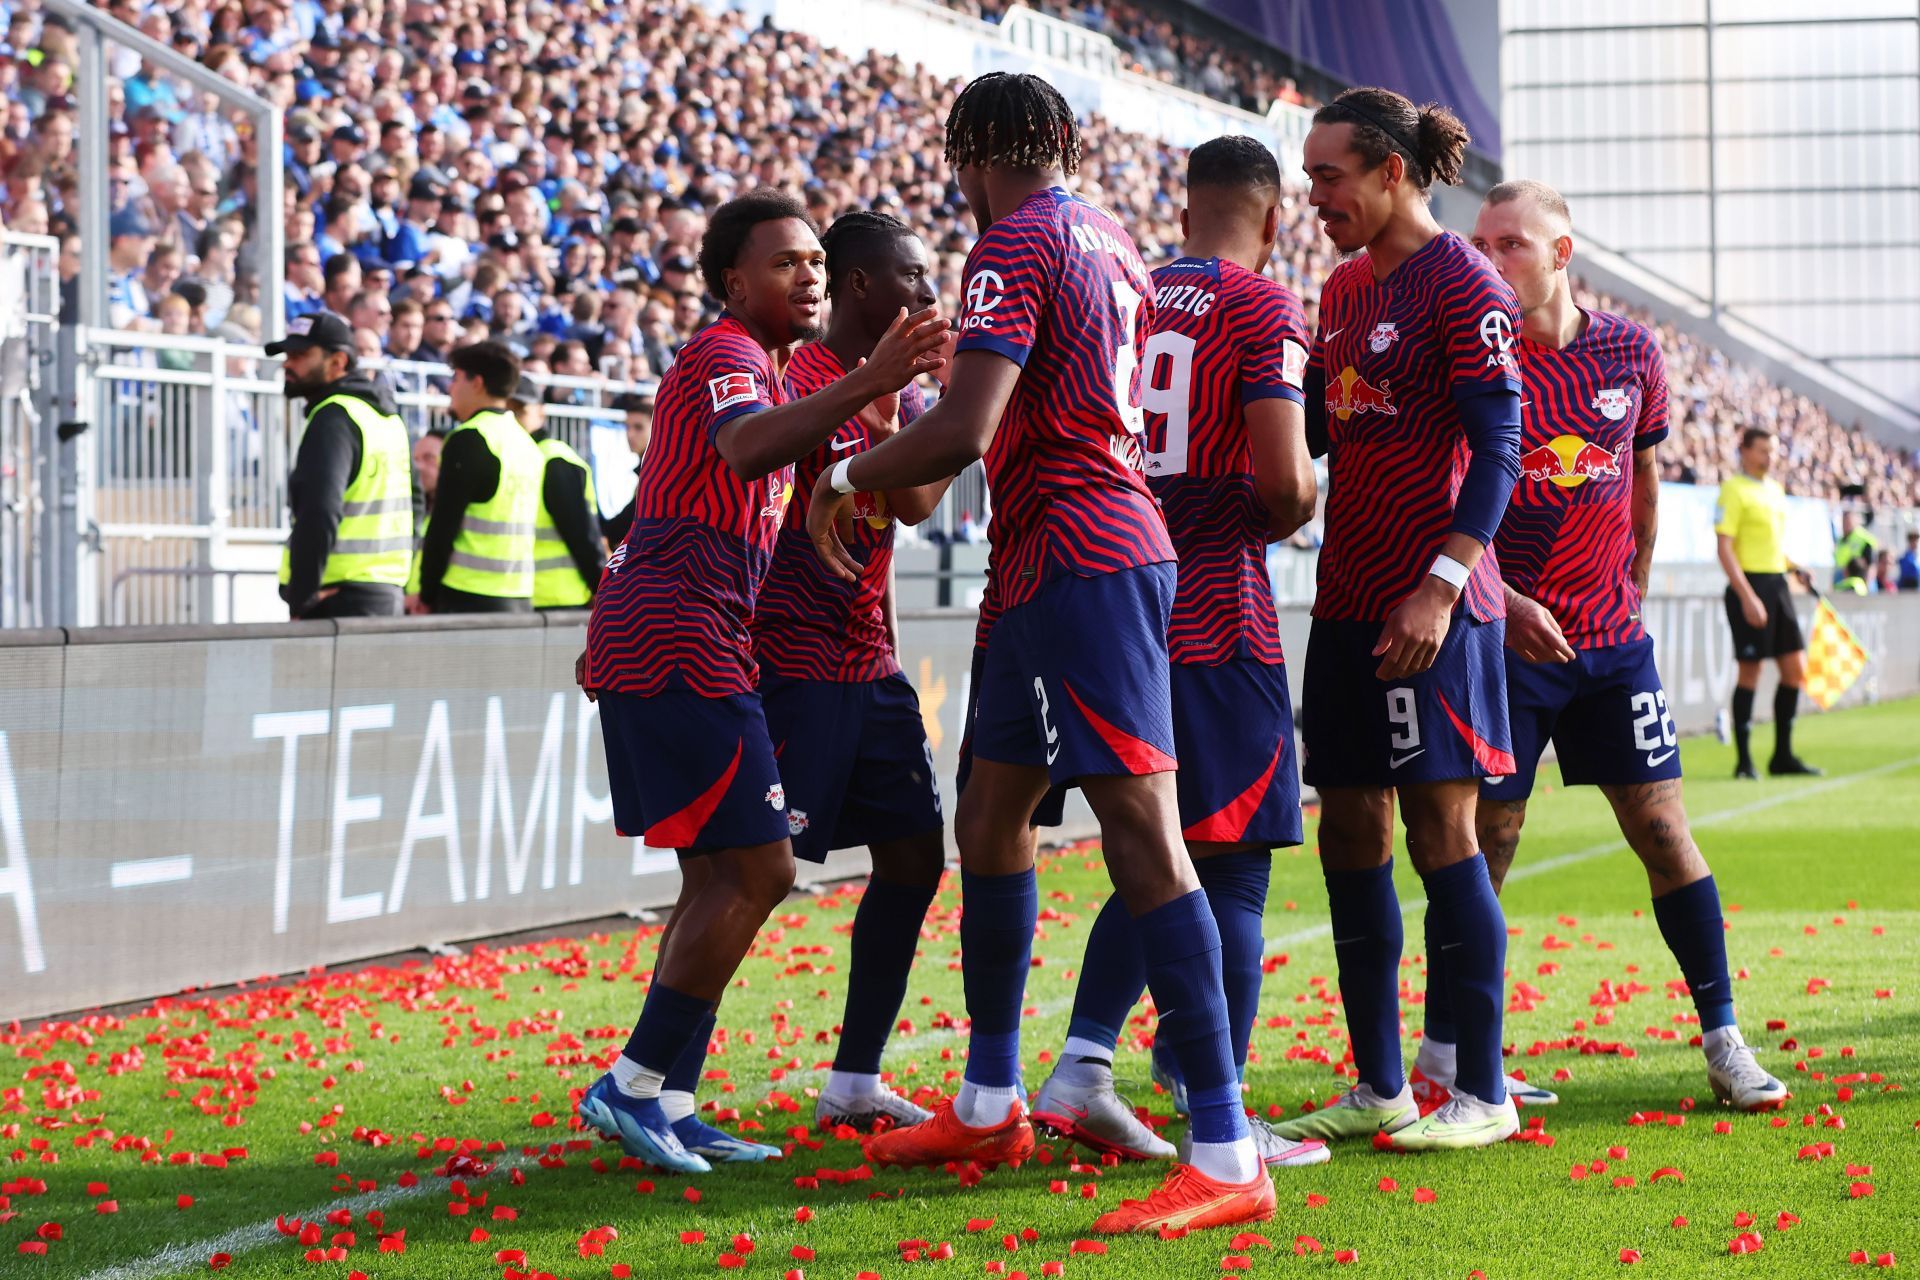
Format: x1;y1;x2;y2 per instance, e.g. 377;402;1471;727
1804;598;1871;711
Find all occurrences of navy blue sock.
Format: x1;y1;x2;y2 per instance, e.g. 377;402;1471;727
663;1006;716;1093
1324;860;1406;1097
1423;904;1458;1046
622;982;714;1075
1195;853;1271;1073
1420;855;1508;1104
1065;894;1148;1061
1653;875;1735;1032
960;867;1038;1089
1135;890;1246;1146
834;877;939;1073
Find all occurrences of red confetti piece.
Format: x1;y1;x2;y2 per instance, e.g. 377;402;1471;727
792;1247;815;1262
682;1231;706;1245
613;1268;632;1279
1070;1240;1109;1256
1877;1254;1896;1268
207;1254;232;1270
1335;1249;1360;1264
1042;1264;1065;1278
495;1250;527;1264
35;1223;62;1241
18;1243;47;1257
1295;1236;1324;1255
468;1229;489;1243
1306;1193;1330;1208
87;1182;109;1197
718;1253;746;1269
685;1187;702;1204
1851;1254;1869;1266
1413;1187;1436;1203
1222;1256;1252;1271
968;1218;997;1232
1776;1212;1800;1230
1851;1183;1877;1199
1672;1217;1689;1228
1650;1167;1683;1183
795;1207;815;1223
96;1201;119;1214
1734;1212;1755;1228
1620;1249;1643;1264
1230;1234;1272;1250
1377;1176;1399;1193
1729;1232;1765;1255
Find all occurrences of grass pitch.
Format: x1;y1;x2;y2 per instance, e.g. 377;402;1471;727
5;699;1917;1279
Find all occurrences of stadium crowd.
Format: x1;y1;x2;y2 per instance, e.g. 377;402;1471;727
0;0;1913;509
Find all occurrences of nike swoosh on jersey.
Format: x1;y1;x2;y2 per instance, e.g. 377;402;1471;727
829;438;861;452
1389;748;1426;769
1323;328;1344;343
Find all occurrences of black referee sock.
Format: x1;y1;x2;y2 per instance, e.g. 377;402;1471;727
1731;686;1757;767
1773;684;1800;763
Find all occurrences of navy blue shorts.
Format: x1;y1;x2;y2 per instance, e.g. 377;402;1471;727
759;672;945;863
1301;615;1513;789
599;688;790;852
972;563;1178;785
1172;659;1303;848
1481;636;1684;801
958;646;1068;828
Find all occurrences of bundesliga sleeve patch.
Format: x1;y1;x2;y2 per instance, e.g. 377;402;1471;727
1282;339;1308;389
709;371;760;413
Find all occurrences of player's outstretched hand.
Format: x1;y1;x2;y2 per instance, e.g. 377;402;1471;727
861;307;948;394
807;469;866;584
1374;579;1455;680
851;359;903;441
1506;594;1575;664
574;650;597;703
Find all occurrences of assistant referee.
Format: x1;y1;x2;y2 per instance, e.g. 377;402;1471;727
1714;426;1820;779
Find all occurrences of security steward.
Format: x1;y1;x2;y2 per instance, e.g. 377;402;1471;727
508;375;605;610
1714;426;1820;779
408;341;544;614
270;310;413;619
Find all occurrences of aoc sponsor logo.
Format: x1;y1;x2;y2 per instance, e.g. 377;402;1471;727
1479;310;1516;369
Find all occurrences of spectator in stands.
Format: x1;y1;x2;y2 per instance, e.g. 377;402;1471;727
412;428;446;533
348;288;392;342
320;252;360;315
140;243;185;316
1873;548;1899;594
387;299;426;360
600;389;654;549
106;205;158;327
267;310;414;619
409;340;543;615
285;241;325;319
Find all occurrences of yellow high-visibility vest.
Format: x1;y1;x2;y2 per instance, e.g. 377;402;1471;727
280;393;413;590
435;409;542;599
532;435;595;608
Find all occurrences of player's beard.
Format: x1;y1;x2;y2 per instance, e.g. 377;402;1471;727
791;320;825;344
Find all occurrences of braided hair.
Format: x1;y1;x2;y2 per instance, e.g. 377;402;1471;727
944;71;1082;175
819;209;913;299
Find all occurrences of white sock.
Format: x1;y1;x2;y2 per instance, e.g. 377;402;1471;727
952;1080;1021;1128
1062;1035;1115;1062
1703;1024;1742;1059
611;1053;665;1100
1413;1038;1458;1088
659;1089;697;1123
825;1070;880;1100
1187;1137;1262;1183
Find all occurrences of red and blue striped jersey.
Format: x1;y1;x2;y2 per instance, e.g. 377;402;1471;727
1142;257;1308;665
586;313;794;696
1497;309;1669;648
752;342;928;682
1310;232;1522;623
956;187;1173;611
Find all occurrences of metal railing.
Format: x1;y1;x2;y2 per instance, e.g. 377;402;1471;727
1;232;61;630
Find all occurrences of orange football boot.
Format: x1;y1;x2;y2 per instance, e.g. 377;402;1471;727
1091;1162;1276;1235
861;1097;1035;1170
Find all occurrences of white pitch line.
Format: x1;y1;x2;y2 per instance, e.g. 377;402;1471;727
79;1154;536;1280
1267;751;1920;951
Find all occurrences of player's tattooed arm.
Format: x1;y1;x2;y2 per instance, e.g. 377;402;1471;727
1631;445;1659;601
1504;586;1576;665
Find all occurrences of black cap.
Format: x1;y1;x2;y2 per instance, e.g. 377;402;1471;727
331;123;366;146
661;254;696;275
265;310;355;357
509;374;542;407
408;175;446;203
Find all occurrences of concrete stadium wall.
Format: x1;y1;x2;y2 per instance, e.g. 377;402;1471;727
3;594;1915;1022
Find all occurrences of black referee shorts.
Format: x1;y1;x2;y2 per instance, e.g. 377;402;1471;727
1725;572;1805;661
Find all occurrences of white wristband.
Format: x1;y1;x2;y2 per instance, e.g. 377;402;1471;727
829;457;857;494
1429;554;1471;591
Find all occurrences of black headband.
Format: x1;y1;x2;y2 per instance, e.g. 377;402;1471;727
1332;99;1425;181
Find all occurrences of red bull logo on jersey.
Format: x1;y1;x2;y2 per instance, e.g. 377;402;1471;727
850;489;892;530
1519;434;1626;488
760;479;794;522
1325;366;1397;422
1592;387;1632;421
1368;322;1399;353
